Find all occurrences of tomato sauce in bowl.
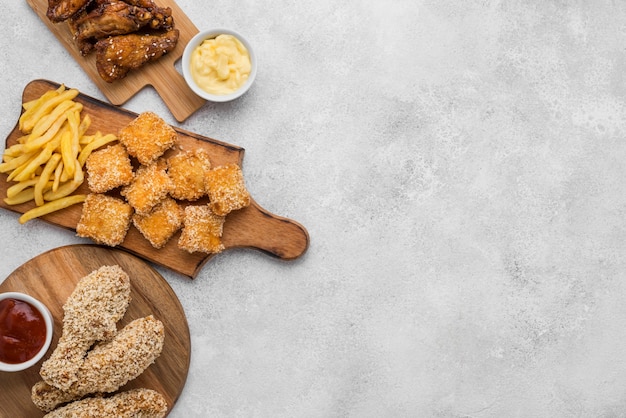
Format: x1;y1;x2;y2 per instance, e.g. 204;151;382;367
0;292;53;372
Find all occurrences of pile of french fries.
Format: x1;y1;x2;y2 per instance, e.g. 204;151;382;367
0;85;117;224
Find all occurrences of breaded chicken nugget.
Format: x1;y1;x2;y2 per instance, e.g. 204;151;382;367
132;197;183;249
39;266;131;392
167;148;212;201
33;316;165;412
205;163;251;216
119;112;177;165
121;159;172;215
86;143;134;193
43;388;167;418
178;205;225;254
76;194;133;246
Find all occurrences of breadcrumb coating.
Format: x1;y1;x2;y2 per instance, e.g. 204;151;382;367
119;112;177;165
39;266;131;392
76;194;133;246
33;316;165;412
121;159;172;215
86;143;134;193
205;163;251;216
42;388;167;418
132;197;183;249
178;205;225;254
167;148;212;201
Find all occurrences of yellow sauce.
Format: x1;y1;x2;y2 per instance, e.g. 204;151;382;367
190;34;251;95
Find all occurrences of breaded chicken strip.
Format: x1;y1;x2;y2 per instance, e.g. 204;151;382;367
33;316;165;412
43;388;167;418
39;265;131;391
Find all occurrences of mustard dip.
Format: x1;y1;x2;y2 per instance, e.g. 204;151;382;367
190;34;252;96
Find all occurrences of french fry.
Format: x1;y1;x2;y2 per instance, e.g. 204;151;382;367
34;153;62;206
4;189;36;206
5;181;55;205
18;85;64;132
43;179;82;201
79;114;91;137
13;143;55;182
53;161;64;192
68;109;81;161
27;100;78;142
3;144;27;159
44;160;83;201
3;86;117;225
77;133;117;166
0;150;36;174
6;178;39;199
61;130;75;178
23;106;73;153
80;134;95;145
19;194;86;224
20;88;79;134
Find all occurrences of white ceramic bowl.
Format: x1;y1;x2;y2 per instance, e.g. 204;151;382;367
0;292;53;372
182;28;257;102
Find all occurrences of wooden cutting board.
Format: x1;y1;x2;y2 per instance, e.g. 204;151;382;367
1;80;310;278
26;0;206;122
0;245;190;417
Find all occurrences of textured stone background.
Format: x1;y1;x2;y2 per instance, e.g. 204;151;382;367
2;1;626;416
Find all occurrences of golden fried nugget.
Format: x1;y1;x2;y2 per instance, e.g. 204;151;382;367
76;194;133;246
33;316;165;412
86;143;134;193
39;266;131;392
42;388;167;418
178;205;225;254
118;112;177;165
167;148;212;201
205;163;251;216
121;159;172;215
132;197;183;248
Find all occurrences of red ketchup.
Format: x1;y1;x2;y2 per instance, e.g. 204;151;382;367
0;298;47;364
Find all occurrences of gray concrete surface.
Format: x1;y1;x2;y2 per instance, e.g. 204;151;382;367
2;1;626;416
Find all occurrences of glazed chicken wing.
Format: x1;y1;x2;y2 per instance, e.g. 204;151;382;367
47;0;92;22
69;0;174;55
95;29;179;82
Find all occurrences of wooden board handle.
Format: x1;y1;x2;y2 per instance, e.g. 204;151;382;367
224;200;310;260
147;62;206;123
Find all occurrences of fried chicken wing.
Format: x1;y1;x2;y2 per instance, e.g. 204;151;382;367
47;0;92;22
69;0;174;55
95;28;179;82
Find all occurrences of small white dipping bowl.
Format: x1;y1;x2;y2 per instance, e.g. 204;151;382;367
0;292;53;372
182;28;257;102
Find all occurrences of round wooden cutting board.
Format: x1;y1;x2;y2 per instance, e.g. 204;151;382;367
0;245;190;417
